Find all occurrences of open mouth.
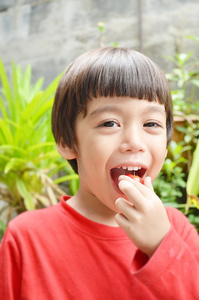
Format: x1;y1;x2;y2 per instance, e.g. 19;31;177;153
110;166;147;189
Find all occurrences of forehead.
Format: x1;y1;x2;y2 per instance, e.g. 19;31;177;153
85;96;166;119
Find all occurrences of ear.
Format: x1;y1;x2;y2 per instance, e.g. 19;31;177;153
57;139;77;160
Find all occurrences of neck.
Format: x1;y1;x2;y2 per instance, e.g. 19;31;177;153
67;192;119;227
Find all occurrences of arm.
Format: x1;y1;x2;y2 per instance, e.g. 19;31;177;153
115;176;199;299
0;227;21;300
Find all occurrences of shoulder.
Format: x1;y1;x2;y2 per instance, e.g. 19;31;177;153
8;204;60;237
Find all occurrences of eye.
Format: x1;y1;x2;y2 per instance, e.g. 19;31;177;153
144;122;162;128
99;120;119;127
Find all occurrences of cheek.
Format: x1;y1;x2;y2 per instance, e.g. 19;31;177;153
149;136;167;179
77;136;109;169
151;149;167;180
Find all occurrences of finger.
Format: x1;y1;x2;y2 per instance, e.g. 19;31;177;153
118;180;145;210
115;211;129;229
115;197;133;214
143;176;154;191
121;175;157;202
119;175;153;191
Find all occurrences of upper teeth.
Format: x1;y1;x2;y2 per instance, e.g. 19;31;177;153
118;166;141;171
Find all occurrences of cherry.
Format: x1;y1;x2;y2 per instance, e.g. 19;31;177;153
126;174;144;184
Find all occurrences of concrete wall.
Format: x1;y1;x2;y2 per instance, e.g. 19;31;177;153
0;0;199;87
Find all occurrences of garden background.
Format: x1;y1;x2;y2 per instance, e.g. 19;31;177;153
0;0;199;238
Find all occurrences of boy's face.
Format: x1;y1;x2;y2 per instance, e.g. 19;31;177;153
61;97;167;213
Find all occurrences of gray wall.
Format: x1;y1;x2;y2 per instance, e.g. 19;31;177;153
0;0;199;87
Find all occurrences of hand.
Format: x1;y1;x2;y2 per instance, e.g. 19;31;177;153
115;176;171;258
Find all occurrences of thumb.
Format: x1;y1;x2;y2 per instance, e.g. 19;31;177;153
144;176;154;191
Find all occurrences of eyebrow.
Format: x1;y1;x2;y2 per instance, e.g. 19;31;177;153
89;105;122;118
143;105;166;115
88;102;166;118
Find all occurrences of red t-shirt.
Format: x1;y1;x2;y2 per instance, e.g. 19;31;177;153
0;196;199;299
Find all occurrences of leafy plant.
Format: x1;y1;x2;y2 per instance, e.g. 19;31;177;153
153;141;187;206
0;59;79;226
0;220;6;241
165;51;199;114
187;213;199;232
186;139;199;211
162;40;199;229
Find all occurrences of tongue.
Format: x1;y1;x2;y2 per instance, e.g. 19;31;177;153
110;168;125;187
110;168;136;187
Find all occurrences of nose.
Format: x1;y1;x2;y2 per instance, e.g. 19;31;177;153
119;125;145;153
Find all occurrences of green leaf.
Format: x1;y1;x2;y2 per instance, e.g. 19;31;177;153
187;35;199;45
31;98;54;124
0;119;14;144
12;61;22;122
4;158;27;173
27;142;56;152
37;73;62;104
0;154;10;162
0;59;13;119
187;139;199;198
29;77;44;101
191;79;199;88
69;178;79;195
0;95;8;119
16;178;35;210
54;174;79;184
20;91;44;121
0;144;26;154
34;150;60;163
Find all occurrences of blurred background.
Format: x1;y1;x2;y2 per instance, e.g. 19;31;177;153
0;0;199;86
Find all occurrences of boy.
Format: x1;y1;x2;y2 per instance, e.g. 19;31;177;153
0;47;199;299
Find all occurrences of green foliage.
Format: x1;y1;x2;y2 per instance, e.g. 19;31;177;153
153;141;187;206
154;139;199;231
0;220;6;241
186;139;199;210
187;212;199;232
160;38;199;229
165;50;199;114
0;59;79;226
174;115;199;146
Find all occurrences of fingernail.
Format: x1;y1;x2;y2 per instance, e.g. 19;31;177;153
133;177;140;182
